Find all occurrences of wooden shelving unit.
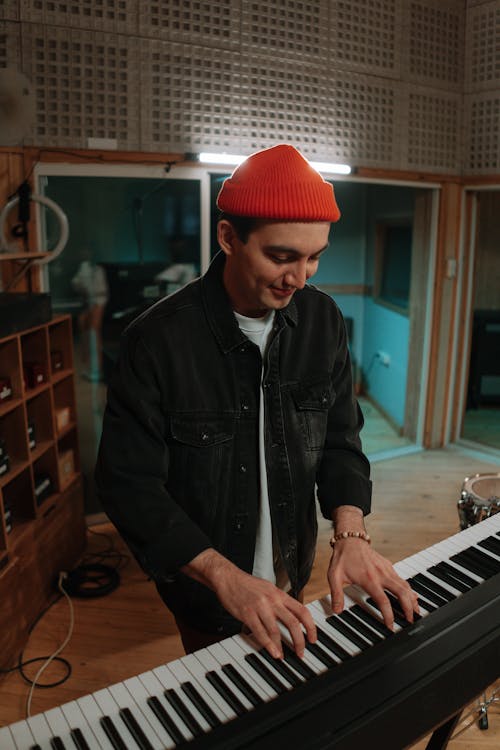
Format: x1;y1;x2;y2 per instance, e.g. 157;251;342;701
0;315;86;667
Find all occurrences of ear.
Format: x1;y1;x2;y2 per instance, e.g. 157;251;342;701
217;219;238;257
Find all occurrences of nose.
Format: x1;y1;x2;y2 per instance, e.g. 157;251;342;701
285;260;309;289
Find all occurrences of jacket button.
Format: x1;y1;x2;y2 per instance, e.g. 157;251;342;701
201;432;209;441
242;403;249;411
239;464;247;473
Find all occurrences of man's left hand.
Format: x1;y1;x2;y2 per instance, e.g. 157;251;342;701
327;538;419;630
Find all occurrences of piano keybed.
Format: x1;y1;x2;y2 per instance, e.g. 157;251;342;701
2;513;500;750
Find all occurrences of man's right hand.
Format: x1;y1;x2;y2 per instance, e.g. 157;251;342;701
181;548;317;659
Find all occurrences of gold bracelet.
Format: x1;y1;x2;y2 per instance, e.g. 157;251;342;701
329;530;371;548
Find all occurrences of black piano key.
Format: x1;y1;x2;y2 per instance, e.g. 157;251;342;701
478;536;500;557
427;563;470;593
315;625;353;662
164;688;204;738
146;696;185;746
100;716;128;750
30;746;42;750
305;640;338;669
384;591;422;622
258;647;303;687
119;707;155;750
437;560;479;588
350;605;395;637
452;549;497;579
326;615;373;649
49;738;67;750
69;728;91;750
416;596;437;613
467;546;500;571
412;572;456;602
244;653;288;694
181;682;221;729
339;610;384;642
206;670;247;717
365;598;411;629
406;577;449;607
281;643;317;680
221;663;264;708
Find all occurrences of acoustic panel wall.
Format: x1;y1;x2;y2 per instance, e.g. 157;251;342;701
0;1;497;175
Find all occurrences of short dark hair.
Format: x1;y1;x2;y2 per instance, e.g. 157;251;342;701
218;212;261;244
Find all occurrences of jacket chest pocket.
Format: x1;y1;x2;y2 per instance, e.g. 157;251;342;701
291;379;334;451
168;415;235;530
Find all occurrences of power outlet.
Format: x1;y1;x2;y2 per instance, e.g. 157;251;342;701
377;350;391;367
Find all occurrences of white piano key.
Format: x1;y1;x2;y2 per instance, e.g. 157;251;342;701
7;720;37;750
154;663;212;733
23;714;56;750
107;681;165;750
123;676;176;749
222;634;291;695
76;694;119;750
43;707;85;750
182;650;243;717
0;726;18;750
60;699;104;748
402;553;474;597
211;638;276;701
137;669;193;742
276;622;327;676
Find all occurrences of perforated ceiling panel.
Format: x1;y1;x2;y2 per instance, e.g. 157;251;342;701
405;0;463;89
140;39;240;153
465;92;500;173
466;1;500;92
241;1;328;62
329;0;400;76
0;2;19;20
237;57;329;159
407;88;461;172
0;22;21;69
328;74;400;167
21;24;140;148
19;0;137;34
139;1;239;51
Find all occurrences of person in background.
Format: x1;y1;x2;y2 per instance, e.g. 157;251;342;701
95;144;418;660
71;250;109;382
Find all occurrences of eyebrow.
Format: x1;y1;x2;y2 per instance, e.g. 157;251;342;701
264;243;330;257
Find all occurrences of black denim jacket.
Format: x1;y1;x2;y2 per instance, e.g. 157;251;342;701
95;252;371;635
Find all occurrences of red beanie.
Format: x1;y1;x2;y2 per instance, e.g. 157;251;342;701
216;144;340;222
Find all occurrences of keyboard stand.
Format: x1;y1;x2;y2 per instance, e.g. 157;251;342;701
425;711;462;750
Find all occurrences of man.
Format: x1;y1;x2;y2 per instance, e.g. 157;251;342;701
95;144;418;661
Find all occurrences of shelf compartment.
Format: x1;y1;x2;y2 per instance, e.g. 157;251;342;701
2;468;36;547
32;446;58;508
0;404;29;486
49;318;74;377
21;328;50;393
53;375;77;436
57;429;80;491
0;337;23;407
26;389;55;450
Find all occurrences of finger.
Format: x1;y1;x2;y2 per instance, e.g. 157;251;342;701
365;587;395;631
256;608;284;659
284;598;317;645
278;608;306;658
328;567;346;614
385;578;420;623
246;610;282;659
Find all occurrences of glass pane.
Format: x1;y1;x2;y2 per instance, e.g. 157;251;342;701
43;174;201;513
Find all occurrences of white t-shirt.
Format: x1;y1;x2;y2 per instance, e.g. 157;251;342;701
234;310;289;590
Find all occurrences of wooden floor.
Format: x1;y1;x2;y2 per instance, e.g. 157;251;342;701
1;447;499;748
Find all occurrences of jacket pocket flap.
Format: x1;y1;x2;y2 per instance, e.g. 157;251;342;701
291;378;334;411
170;416;235;447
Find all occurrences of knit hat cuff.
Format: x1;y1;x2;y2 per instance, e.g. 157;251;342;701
217;179;340;222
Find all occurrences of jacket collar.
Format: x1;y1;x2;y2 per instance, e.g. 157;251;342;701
201;251;298;354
